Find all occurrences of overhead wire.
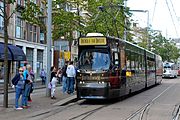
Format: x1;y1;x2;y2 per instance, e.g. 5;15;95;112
168;0;178;21
151;0;157;23
170;0;180;29
165;0;179;37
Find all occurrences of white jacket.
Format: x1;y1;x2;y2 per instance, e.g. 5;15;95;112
66;65;76;77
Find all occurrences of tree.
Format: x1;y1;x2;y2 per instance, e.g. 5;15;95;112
21;0;46;43
1;0;46;108
83;0;128;39
151;34;180;62
52;0;86;41
133;27;149;49
1;0;17;108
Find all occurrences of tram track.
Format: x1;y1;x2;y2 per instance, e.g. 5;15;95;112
69;105;107;120
125;84;175;120
27;98;81;120
25;81;177;120
172;104;180;120
27;98;113;120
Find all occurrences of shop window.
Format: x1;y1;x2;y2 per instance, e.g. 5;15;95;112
26;48;33;69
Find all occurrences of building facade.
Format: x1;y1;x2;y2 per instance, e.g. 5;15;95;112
0;0;49;81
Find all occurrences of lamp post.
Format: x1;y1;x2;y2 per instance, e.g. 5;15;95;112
129;10;150;50
46;0;52;97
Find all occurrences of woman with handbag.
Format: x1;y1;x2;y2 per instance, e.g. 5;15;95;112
14;67;25;110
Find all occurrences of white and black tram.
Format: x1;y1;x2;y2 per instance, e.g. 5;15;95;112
76;33;163;99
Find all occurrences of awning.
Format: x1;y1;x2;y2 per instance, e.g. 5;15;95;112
0;42;26;61
0;42;12;60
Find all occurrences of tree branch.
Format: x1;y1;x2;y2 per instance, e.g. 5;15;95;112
0;6;4;18
6;10;15;21
7;6;21;21
0;14;4;18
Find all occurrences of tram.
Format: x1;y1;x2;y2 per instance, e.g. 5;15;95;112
76;33;163;99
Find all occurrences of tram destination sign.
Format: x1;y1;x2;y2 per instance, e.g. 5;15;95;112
79;37;107;46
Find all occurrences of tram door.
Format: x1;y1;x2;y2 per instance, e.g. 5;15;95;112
110;52;120;89
120;49;127;96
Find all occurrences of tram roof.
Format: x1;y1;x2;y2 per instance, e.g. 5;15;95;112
107;36;159;56
79;34;159;57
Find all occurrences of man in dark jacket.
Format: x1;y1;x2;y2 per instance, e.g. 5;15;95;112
62;61;68;93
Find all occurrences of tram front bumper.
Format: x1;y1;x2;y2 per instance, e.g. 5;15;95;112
77;82;109;99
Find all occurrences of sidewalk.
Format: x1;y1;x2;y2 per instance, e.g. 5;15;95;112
0;83;76;120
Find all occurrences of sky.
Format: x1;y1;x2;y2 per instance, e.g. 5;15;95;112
127;0;180;39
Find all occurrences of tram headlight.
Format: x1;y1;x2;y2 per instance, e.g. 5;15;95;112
108;83;111;87
79;81;85;84
98;81;105;84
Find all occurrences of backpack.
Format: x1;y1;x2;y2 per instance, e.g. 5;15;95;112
12;73;20;85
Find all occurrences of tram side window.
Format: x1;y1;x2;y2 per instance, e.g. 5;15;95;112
138;54;143;70
134;53;139;70
147;57;155;71
139;55;142;70
126;50;131;70
131;54;135;70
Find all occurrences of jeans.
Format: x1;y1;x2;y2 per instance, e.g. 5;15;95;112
15;87;24;108
62;76;67;93
22;84;31;106
51;77;57;97
67;77;75;94
41;76;46;84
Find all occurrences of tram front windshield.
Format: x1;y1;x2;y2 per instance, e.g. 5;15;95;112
79;49;110;71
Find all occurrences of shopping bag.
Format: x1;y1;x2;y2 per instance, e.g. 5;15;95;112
48;82;52;89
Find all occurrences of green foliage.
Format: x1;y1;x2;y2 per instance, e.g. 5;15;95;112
21;2;43;25
83;0;127;38
52;0;85;40
6;0;16;4
135;28;149;49
151;34;180;63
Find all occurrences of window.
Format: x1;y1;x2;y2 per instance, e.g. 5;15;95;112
0;62;4;79
26;48;33;69
17;0;21;5
40;2;45;13
33;26;37;42
0;2;4;33
79;49;110;70
15;17;24;39
40;31;44;43
37;50;43;79
126;50;131;70
28;24;33;41
113;52;119;65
